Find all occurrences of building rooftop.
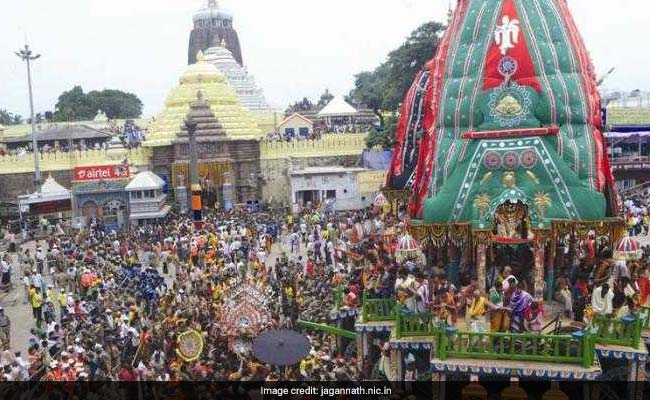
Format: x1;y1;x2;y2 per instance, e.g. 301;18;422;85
1;124;112;144
126;171;165;191
19;175;71;205
145;51;262;146
317;97;358;117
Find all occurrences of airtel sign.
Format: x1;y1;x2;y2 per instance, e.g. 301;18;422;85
73;165;130;182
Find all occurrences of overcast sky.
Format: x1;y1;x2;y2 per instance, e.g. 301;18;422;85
0;0;647;117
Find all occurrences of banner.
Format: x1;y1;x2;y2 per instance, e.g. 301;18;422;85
73;165;130;182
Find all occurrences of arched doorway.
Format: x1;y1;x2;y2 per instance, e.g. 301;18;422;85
102;199;127;229
81;200;99;220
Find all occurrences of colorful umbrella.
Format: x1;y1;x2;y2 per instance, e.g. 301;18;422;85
252;330;310;366
614;236;642;261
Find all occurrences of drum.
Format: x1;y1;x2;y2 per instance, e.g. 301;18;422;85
490;309;511;332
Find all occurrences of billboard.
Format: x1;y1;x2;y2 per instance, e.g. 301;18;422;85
73;164;130;182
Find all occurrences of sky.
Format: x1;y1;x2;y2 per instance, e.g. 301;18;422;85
0;0;648;118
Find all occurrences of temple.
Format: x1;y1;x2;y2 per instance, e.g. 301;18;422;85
188;0;243;66
145;52;262;205
204;39;272;114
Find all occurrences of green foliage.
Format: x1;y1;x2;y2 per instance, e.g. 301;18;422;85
53;86;143;121
350;21;445;148
0;109;23;125
316;89;334;108
285;97;314;114
365;114;397;150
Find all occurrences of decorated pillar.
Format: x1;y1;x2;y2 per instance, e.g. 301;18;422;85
533;243;545;299
447;243;460;287
389;347;399;381
222;165;234;210
477;243;487;294
186;116;203;230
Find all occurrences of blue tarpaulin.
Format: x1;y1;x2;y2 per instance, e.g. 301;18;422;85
362;150;392;171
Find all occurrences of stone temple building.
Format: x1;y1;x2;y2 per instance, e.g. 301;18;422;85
145;52;261;205
204;39;272;114
188;0;243;66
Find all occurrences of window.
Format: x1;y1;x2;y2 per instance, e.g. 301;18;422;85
284;128;295;138
299;127;309;137
326;190;336;199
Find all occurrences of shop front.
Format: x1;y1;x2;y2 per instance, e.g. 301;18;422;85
72;164;131;230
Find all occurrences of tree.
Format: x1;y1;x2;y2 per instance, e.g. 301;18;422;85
317;89;334;108
285;97;315;114
86;89;143;119
350;21;445;147
365;114;398;150
53;86;143;121
0;109;23;126
53;86;94;121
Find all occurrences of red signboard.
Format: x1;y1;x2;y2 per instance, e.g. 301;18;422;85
73;165;130;182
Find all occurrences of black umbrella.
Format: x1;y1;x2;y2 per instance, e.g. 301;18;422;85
252;330;311;366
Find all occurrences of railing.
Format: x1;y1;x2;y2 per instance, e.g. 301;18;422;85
395;311;438;338
362;296;396;322
619;180;650;197
332;285;344;312
438;328;594;368
260;133;368;160
297;320;357;340
639;306;650;330
0;147;151;173
592;315;642;349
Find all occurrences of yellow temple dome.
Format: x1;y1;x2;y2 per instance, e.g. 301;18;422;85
180;51;226;85
145;51;262;146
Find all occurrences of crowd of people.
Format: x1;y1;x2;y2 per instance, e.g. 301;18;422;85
0;197;647;382
0;207;374;382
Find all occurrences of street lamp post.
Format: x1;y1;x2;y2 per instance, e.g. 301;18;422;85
15;44;42;193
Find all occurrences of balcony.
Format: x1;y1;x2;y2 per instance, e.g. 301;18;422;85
610;155;650;171
364;299;649;369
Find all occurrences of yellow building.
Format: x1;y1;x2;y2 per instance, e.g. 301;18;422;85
145;51;263;147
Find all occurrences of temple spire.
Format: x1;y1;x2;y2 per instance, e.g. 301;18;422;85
208;0;218;9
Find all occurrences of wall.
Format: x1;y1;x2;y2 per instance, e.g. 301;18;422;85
290;171;362;210
259;133;368;205
0;169;74;203
260;133;366;160
0;148;151;174
260;155;359;206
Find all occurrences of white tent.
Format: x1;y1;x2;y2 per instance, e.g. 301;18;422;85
19;175;71;205
126;171;165;191
317;96;358;117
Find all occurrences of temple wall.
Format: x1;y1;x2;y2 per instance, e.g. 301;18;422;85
260;155;360;206
259;133;367;160
0;134;369;206
0;148;151;174
0;169;74;203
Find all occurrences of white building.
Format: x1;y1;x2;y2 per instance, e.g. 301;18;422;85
289;166;379;211
125;171;171;224
203;41;272;113
277;113;314;139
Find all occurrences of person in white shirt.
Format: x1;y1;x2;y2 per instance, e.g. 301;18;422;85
591;283;614;316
